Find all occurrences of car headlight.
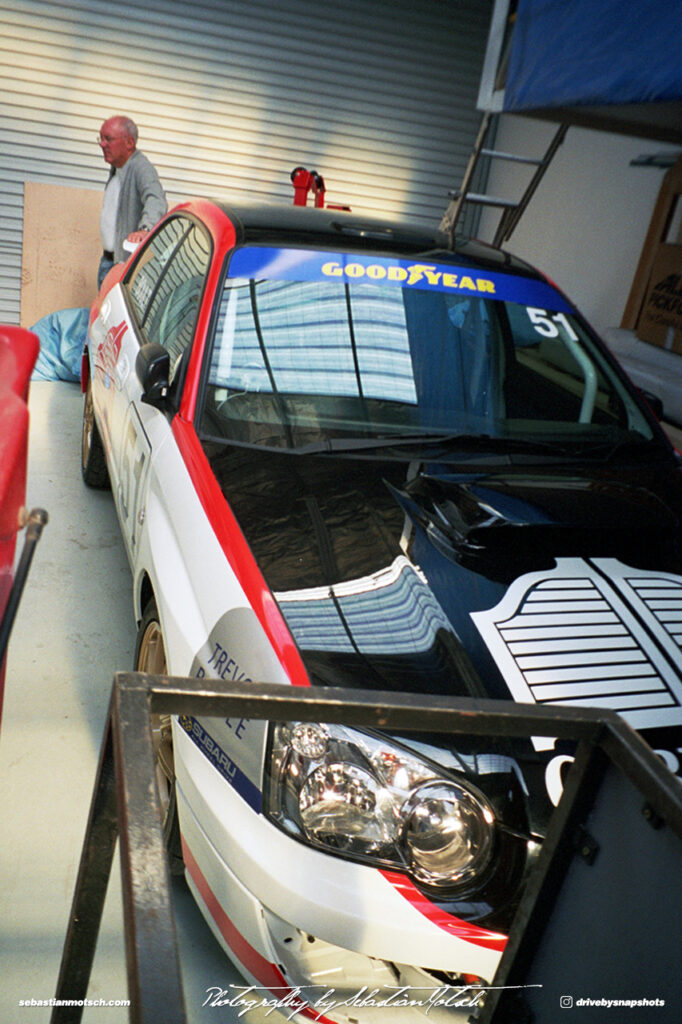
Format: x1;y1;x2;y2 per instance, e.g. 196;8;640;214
265;722;496;893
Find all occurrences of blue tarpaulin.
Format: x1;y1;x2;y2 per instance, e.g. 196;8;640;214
31;307;88;382
504;0;682;113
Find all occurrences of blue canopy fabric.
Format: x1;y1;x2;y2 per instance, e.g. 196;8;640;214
504;0;682;113
31;307;88;382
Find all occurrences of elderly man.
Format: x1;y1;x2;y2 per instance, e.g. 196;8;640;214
97;115;167;287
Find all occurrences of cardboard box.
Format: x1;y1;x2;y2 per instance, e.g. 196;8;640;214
636;243;682;353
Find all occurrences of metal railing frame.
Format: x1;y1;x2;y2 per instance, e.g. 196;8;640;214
0;508;48;667
50;672;682;1024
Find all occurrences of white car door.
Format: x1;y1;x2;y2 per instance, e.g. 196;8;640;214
112;216;212;565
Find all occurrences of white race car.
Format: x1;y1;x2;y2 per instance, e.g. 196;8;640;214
82;199;682;1022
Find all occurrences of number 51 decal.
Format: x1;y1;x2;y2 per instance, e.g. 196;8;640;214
527;307;579;340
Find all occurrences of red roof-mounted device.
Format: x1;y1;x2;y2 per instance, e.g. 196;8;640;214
290;166;326;208
289;168;350;210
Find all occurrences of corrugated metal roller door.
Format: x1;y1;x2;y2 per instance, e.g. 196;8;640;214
0;0;490;324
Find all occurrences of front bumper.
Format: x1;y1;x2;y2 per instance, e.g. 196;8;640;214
175;724;504;1023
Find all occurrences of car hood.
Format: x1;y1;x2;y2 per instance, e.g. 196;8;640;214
206;444;682;755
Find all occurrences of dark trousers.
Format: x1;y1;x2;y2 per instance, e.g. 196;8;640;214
97;252;115;290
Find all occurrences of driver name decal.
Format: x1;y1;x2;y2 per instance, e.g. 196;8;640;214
199;640;252;683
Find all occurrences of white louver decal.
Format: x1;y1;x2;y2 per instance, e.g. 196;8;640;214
471;557;682;736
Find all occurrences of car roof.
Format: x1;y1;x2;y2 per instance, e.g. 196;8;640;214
205;200;544;279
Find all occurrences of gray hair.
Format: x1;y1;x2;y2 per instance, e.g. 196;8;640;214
113;116;138;143
121;117;138;142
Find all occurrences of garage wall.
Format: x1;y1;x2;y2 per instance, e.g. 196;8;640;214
476;115;681;335
0;0;492;325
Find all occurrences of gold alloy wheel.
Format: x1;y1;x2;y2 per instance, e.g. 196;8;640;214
137;618;174;821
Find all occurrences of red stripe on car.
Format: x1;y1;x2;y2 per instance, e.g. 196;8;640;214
181;837;337;1024
176;201;235;424
381;870;508;952
172;417;310;686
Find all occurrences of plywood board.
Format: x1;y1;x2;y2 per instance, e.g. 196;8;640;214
21;181;103;327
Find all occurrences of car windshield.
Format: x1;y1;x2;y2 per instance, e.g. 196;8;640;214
199;245;654;457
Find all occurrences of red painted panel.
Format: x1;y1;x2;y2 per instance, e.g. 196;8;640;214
0;328;40;721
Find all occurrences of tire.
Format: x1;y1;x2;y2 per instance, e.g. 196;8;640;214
81;378;110;489
134;598;184;876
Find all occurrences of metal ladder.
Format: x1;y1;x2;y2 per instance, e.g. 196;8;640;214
440;110;568;246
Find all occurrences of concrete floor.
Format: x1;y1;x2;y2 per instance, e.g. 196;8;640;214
0;382;270;1024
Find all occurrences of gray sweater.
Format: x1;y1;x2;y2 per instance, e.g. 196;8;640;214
109;149;168;262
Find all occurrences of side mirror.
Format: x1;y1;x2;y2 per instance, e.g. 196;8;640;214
136;343;170;410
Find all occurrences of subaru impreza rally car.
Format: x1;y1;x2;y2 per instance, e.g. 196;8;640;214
81;199;682;1022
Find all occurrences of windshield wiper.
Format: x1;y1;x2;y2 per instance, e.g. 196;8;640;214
293;432;457;455
203;428;659;463
293;433;581;457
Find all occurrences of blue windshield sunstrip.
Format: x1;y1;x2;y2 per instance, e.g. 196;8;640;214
228;246;573;312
